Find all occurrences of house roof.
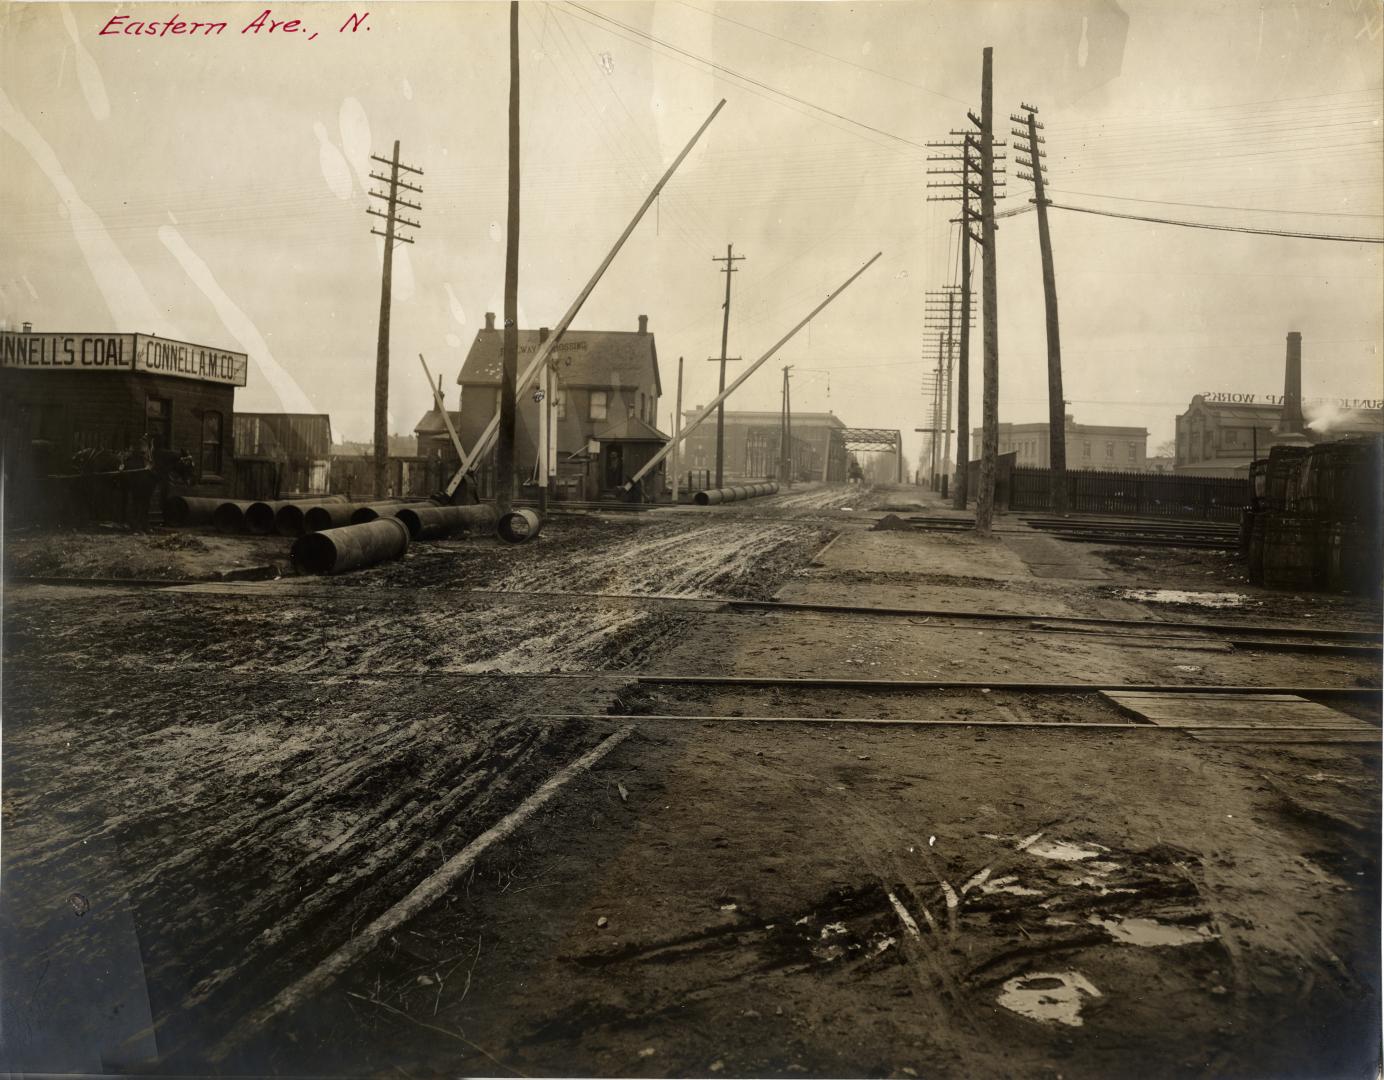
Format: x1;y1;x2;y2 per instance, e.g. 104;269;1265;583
595;414;669;442
459;328;660;396
414;407;460;437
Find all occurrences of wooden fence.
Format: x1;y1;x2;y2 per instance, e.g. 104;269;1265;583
1009;467;1250;522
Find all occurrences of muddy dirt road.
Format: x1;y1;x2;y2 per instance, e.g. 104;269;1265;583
2;482;1379;1078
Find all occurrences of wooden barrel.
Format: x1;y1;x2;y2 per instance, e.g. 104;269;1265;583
1262;514;1328;589
1265;446;1309;513
1247;511;1269;584
1328;520;1384;599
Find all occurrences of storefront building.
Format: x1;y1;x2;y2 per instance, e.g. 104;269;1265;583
0;328;248;491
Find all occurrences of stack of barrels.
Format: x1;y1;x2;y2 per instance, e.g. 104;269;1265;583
1247;438;1382;597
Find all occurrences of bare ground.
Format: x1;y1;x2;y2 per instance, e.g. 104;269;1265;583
2;483;1379;1078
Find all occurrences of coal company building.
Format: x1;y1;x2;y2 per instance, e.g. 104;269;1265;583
0;327;249;491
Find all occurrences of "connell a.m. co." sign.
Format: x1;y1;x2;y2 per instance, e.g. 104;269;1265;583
0;331;249;387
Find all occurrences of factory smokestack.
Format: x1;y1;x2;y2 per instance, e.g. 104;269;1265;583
1277;331;1304;435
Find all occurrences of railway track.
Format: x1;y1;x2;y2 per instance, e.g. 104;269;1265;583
11;576;1382;653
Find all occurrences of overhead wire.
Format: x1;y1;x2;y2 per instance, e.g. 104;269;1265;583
1041;200;1384;243
667;0;967;106
563;1;935;155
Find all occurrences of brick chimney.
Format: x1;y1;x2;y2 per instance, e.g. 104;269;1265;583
485;312;496;331
638;314;648;335
21;321;32;333
1277;331;1304;434
539;326;549;342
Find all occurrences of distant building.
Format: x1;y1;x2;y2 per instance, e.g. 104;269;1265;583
448;312;666;499
972;414;1149;471
679;409;849;483
233;412;332;493
1175;332;1384;476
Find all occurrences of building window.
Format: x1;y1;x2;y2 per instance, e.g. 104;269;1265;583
1127;444;1136;462
639;392;645;421
1225;428;1239;447
590;390;608;422
145;396;172;450
1105;441;1114;460
201;411;224;476
554;390;566;420
1082;441;1091;460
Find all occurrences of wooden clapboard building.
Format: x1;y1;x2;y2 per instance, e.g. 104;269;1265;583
232;413;333;494
450;312;668;500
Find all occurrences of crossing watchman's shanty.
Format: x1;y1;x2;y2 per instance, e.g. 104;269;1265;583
0;326;249;494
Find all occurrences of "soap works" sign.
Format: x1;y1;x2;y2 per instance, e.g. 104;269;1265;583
1200;391;1382;410
0;331;248;387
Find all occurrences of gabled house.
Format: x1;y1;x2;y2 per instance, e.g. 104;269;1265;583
452;312;667;499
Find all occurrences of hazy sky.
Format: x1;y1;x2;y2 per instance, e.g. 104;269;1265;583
3;0;1381;466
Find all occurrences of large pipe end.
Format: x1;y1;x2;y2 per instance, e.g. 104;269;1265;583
694;491;711;506
165;496;192;527
275;505;307;536
397;508;424;540
292;531;336;574
211;502;246;533
245;502;277;534
496;508;543;543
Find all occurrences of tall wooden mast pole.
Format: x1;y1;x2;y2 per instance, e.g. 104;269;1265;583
496;1;521;514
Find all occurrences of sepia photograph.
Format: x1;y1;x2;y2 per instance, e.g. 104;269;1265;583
1;0;1381;1075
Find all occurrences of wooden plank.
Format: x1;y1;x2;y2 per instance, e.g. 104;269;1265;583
1103;690;1374;731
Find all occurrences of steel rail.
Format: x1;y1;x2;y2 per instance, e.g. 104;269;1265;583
4;663;1377;701
630;676;1382;699
531;712;1380;732
10;576;1381;643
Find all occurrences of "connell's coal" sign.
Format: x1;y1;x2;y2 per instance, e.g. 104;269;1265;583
0;331;249;387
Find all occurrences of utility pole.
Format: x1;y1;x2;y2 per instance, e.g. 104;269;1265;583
443;101;725;500
922;287;972;493
367;141;423;498
779;364;794;485
495;0;521;514
711;244;745;487
672;356;684;503
626;252;883;493
975;47;1002;535
784;369;793;487
1013;102;1067;513
931;334;943;486
941;290;956;499
926;134;990;511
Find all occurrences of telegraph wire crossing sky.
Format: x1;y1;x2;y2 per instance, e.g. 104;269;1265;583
1;0;1380;464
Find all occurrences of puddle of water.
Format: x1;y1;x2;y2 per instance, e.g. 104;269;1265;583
978;874;1044;898
1089;915;1216;947
1120;589;1246;608
997;971;1101;1027
1026;839;1104;862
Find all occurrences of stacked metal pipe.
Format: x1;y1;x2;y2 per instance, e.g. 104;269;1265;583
693;482;780;506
